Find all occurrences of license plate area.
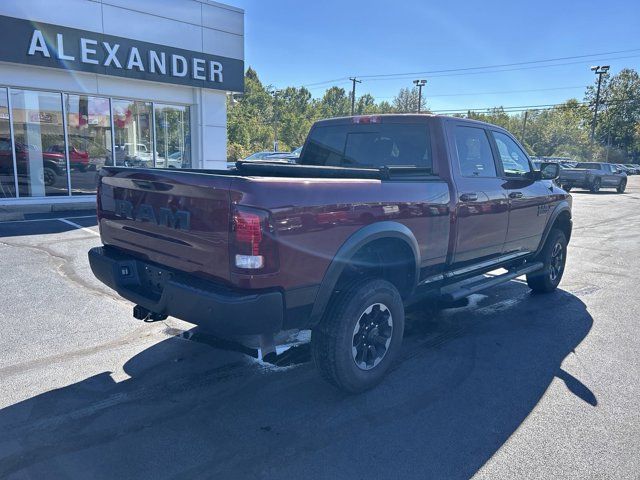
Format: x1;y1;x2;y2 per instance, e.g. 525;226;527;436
141;264;172;296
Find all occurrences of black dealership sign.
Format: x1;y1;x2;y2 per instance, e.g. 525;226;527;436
0;15;244;92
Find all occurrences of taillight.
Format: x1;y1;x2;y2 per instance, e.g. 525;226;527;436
231;205;279;272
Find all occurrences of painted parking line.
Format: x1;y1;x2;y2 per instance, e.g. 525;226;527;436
58;218;100;237
0;215;96;224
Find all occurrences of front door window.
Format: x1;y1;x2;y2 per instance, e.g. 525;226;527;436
493;131;531;177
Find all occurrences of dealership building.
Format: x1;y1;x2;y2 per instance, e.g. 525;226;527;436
0;0;244;210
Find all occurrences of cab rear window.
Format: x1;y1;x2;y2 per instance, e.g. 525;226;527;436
300;123;432;171
575;163;602;169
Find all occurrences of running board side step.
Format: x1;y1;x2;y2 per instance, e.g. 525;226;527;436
440;262;544;302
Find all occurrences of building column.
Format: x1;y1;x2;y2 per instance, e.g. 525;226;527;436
193;88;227;170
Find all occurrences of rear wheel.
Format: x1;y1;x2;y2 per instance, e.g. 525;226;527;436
590;178;601;193
617;179;627;193
527;229;567;293
43;167;56;187
311;278;404;393
561;185;572;192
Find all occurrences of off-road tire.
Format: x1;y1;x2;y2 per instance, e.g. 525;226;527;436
527;229;567;293
617;179;626;193
43;167;56;187
590;178;601;193
311;278;404;393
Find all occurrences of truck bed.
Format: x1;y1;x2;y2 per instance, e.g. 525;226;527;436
96;165;451;291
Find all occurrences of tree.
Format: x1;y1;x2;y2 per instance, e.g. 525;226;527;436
586;68;640;162
227;67;275;159
276;86;315;149
392;87;428;113
317;87;351;118
355;94;377;114
226;67;640;164
524;100;592;159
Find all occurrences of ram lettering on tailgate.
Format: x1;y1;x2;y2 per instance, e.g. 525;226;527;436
113;199;191;231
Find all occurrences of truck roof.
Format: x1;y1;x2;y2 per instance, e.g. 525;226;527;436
312;114;510;132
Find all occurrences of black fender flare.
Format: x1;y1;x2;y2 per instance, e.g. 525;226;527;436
309;221;420;325
536;201;572;255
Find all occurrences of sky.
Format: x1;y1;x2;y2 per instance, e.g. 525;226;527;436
230;0;640;113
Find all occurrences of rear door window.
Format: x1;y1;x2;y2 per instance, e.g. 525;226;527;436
300;123;432;171
453;126;497;177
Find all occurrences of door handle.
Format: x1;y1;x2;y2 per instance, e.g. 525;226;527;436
459;193;478;202
509;191;523;199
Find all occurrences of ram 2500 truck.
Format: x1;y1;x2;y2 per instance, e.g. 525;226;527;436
89;115;571;392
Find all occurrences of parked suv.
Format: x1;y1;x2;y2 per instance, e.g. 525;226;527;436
89;115;571;392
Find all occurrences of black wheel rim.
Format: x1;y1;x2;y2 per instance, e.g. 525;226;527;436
43;170;55;186
549;241;564;282
352;303;393;371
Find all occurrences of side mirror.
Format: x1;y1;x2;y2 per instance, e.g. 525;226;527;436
540;162;560;180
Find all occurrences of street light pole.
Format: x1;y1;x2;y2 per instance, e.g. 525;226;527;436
590;65;610;143
413;79;427;113
349;77;361;116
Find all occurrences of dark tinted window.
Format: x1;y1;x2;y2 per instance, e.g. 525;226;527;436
300;123;432;170
454;126;496;177
575;162;602;169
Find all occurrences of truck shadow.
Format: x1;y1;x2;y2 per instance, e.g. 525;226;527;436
0;281;594;479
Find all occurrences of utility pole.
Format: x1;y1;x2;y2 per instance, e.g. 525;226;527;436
590;65;610;143
521;110;529;143
271;89;281;151
413;79;427;113
349;77;361;116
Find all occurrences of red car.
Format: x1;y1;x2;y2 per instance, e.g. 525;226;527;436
45;145;90;171
0;138;67;187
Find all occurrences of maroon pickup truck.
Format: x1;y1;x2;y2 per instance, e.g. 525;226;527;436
89;115;572;392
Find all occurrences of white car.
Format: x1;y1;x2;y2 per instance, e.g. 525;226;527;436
156;151;184;169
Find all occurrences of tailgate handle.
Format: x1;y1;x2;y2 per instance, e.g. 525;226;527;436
133;180;155;190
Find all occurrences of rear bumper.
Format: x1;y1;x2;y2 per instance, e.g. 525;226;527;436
88;246;284;336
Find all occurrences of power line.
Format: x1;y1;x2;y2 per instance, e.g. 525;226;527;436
362;54;640;82
373;85;589;99
429;98;635;114
302;48;640;88
358;49;640;80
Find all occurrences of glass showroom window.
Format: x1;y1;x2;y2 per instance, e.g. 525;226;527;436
154;104;191;169
10;89;68;197
65;94;113;195
112;99;153;168
0;87;17;198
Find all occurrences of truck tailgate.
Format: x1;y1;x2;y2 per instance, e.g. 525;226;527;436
560;168;588;181
97;168;233;282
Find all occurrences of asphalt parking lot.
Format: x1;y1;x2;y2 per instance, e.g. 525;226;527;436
1;178;639;479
